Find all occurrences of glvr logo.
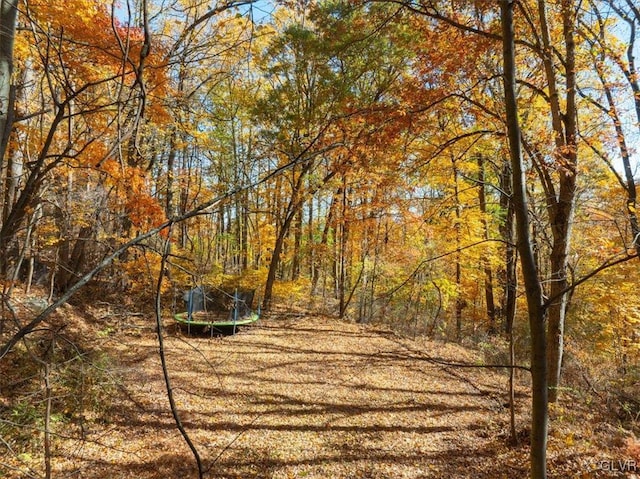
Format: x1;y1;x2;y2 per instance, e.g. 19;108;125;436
597;459;638;472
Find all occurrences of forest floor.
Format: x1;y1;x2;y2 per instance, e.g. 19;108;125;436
1;295;638;478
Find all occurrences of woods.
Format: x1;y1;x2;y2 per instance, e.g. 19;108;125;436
1;1;639;478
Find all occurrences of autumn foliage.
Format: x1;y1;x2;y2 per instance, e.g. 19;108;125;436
0;0;639;478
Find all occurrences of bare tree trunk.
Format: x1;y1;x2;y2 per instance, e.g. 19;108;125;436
307;197;314;279
263;207;297;309
240;190;248;271
499;163;517;334
428;280;443;336
366;219;383;323
531;0;578;404
217;203;226;268
56;225;92;293
0;0;19;276
338;180;350;318
477;155;496;332
0;0;18;164
312;191;338;295
453;162;463;339
43;361;53;479
508;327;518;445
166;129;177;218
501;2;549;478
262;162;314;310
292;207;303;280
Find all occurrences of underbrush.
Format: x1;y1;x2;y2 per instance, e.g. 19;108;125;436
562;343;640;435
0;329;119;476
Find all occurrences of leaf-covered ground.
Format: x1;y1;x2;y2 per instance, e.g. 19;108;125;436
2;304;638;478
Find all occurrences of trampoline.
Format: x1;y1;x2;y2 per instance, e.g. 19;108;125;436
174;287;259;335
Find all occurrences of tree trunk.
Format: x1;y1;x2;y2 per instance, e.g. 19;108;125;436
241;188;249;271
477;155;497;332
0;0;18;275
165;129;177;218
501;2;549;478
508;326;518;446
56;225;93;293
262;162;314;310
0;0;18;164
338;180;350;318
547;227;571;402
541;0;578;403
499;162;517;334
43;360;53;479
307;196;314;279
312;190;338;295
217;203;225;267
179;152;191;249
263;208;296;309
453;162;463;339
292;207;303;280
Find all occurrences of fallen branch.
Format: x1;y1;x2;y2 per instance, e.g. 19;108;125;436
153;225;204;479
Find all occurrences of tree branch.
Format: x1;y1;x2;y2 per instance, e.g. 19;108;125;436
153;225;204;478
543;251;639;309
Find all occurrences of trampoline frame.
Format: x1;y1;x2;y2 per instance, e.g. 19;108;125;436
174;287;259;335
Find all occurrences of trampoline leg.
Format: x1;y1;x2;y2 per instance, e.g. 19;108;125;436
187;289;193;336
233;289;238;335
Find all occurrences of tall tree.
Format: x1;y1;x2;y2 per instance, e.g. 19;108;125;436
256;2;414;309
500;4;548;478
579;0;640;258
526;0;578;404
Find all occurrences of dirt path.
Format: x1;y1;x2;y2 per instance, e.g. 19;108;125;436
54;315;523;479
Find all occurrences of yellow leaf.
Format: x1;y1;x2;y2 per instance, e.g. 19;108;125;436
564;432;575;447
